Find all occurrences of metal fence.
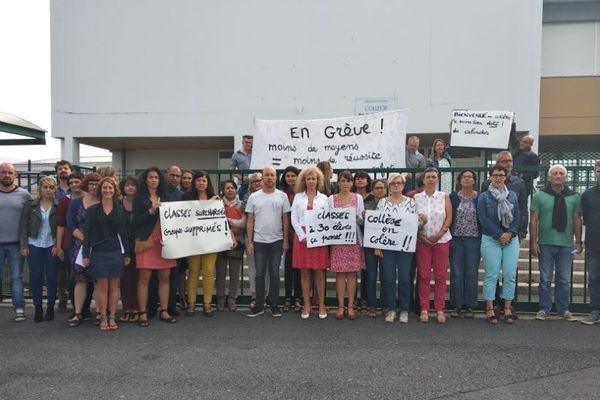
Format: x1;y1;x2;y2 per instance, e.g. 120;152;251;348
3;164;597;313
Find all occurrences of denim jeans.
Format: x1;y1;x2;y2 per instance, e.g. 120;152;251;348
254;240;283;311
450;236;481;309
481;235;519;301
380;250;413;312
0;243;25;310
539;244;574;314
27;245;59;308
587;249;600;312
363;247;380;308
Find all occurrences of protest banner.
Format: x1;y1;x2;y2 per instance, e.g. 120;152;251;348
251;109;408;169
159;200;232;259
450;110;514;150
363;210;418;252
306;208;357;248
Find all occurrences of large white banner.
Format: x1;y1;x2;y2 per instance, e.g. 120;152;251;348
160;200;232;259
363;210;418;252
251;109;408;170
450;110;514;150
306;208;357;248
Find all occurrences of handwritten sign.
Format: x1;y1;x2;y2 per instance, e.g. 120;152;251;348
363;210;418;252
306;208;357;248
160;200;232;259
251;110;408;169
450;110;514;150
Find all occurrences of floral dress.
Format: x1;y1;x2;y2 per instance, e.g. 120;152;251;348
330;194;365;273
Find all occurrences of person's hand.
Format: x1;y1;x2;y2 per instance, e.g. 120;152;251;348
301;238;307;244
246;242;254;256
83;258;90;267
150;196;161;212
282;241;289;252
427;234;440;244
374;249;383;258
575;242;583;255
530;242;540;257
54;246;64;261
124;256;131;266
231;238;238;249
418;213;428;226
21;247;29;257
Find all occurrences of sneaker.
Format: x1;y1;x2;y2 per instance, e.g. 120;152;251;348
270;308;283;318
246;309;265;318
463;308;474;319
580;311;600;325
560;311;578;322
399;311;409;324
385;310;396;323
535;310;547;321
14;309;26;322
450;308;460;318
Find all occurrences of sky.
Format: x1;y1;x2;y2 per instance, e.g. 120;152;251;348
0;1;108;163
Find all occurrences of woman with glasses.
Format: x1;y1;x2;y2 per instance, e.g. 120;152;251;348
477;164;520;324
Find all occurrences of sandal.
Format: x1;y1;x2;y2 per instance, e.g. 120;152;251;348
98;316;109;331
503;308;514;324
336;307;345;320
368;307;377;318
129;311;139;323
68;313;82;327
203;304;214;317
107;316;118;331
94;313;102;326
436;311;447;324
159;310;177;324
419;311;429;323
138;311;149;327
360;300;368;313
348;307;357;321
227;298;237;312
486;308;498;325
293;299;302;313
118;311;131;323
179;295;188;311
283;298;292;312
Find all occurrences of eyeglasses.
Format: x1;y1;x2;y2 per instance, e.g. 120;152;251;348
491;174;506;178
389;181;404;186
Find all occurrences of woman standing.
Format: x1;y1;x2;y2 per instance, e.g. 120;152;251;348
243;172;264;310
182;171;221;317
363;178;387;317
477;164;520;325
449;169;481;318
374;173;419;324
180;169;193;194
328;171;365;320
291;167;330;319
280;166;301;312
133;167;177;326
353;171;373;313
427;138;452;193
177;169;193;308
415;167;452;324
118;176;139;323
20;176;59;323
83;177;131;331
215;180;246;312
317;160;335;196
66;172;101;326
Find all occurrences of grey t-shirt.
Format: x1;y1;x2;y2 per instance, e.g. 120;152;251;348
245;189;290;243
406;150;426;169
231;150;252;170
0;187;32;243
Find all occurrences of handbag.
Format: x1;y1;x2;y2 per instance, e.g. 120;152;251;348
134;237;154;254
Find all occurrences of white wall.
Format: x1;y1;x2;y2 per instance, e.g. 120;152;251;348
51;0;543;159
112;149;219;173
542;21;600;76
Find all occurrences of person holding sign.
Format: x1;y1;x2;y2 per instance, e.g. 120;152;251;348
415;168;452;324
245;166;291;318
82;177;131;331
374;173;420;324
291;166;330;320
477;164;520;325
182;171;224;317
133;167;177;327
328;171;365;320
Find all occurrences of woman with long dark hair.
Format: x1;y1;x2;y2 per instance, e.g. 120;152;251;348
280;166;301;312
118;176;139;323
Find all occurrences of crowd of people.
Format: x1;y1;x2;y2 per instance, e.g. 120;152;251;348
1;134;599;329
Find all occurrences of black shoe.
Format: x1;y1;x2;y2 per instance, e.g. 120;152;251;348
45;306;55;321
167;307;180;317
81;309;93;321
34;306;44;323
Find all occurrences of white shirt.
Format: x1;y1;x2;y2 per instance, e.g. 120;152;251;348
246;189;291;243
291;191;329;242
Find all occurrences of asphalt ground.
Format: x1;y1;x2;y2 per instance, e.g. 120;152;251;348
0;306;599;400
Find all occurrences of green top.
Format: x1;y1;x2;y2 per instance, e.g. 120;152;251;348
531;190;581;247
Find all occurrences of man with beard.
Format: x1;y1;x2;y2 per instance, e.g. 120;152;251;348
54;160;73;200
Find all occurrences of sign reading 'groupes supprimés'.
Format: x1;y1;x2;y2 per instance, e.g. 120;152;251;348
363;210;418;252
449;110;514;150
305;208;357;248
251;109;408;170
159;200;233;259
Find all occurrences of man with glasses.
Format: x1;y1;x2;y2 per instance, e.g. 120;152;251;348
530;164;582;322
0;162;32;321
581;160;600;325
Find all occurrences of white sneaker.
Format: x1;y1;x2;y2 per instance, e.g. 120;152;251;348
561;311;578;322
535;310;547;321
399;311;409;324
385;310;396;323
580;311;600;325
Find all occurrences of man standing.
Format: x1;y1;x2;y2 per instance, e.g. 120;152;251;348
581;160;600;325
513;135;540;197
231;135;253;196
245;166;290;318
0;162;31;321
405;136;426;169
166;165;183;202
530;165;582;321
54;160;73;201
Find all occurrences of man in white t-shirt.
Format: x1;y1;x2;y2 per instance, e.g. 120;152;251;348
245;166;290;317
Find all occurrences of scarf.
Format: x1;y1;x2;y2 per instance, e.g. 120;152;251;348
542;185;576;232
488;184;513;229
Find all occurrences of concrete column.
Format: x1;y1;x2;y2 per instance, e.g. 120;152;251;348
60;137;80;164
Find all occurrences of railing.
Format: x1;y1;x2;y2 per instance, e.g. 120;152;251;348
4;165;596;313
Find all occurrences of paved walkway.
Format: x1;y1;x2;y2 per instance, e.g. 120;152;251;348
0;306;599;400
